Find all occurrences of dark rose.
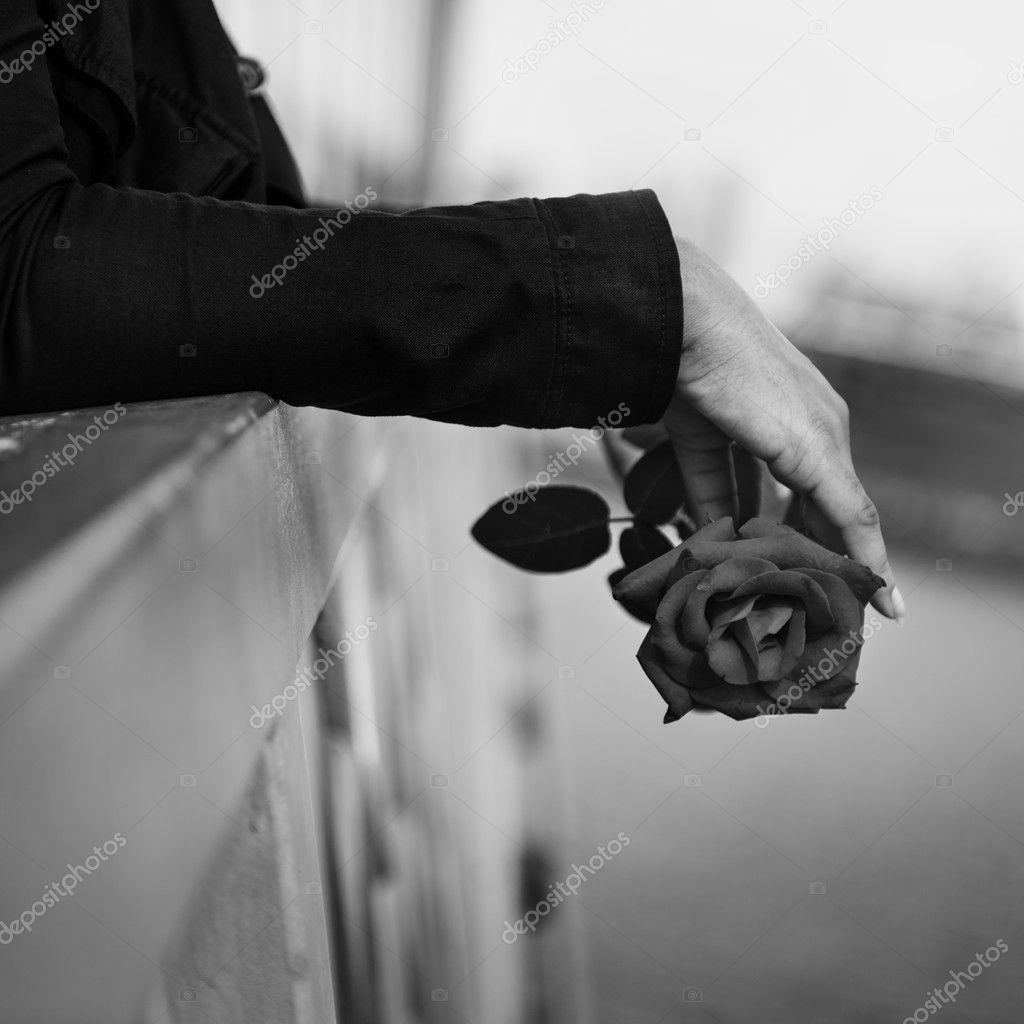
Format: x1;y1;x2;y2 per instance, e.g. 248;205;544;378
612;517;885;723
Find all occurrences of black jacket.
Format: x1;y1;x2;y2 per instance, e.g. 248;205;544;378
0;0;682;427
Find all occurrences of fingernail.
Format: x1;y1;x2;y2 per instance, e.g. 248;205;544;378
892;586;907;625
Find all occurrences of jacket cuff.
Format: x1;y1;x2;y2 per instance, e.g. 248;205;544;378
533;189;682;429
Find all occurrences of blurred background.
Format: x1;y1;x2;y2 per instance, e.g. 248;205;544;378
215;1;1024;1020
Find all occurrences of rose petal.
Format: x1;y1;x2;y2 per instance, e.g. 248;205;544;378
636;636;696;722
681;531;885;604
707;634;758;685
727;617;761;666
687;516;737;544
689;681;776;721
789;568;868;681
746;598;795;643
647;641;721;690
755;640;785;682
793;634;866;684
612;545;688;618
646;570;709;663
609;567;657;624
778;606;806;678
707;595;758;631
737;517;792;539
764;661;858;712
644;577;723;691
672;556;778;649
730;571;833;636
666;518;743;588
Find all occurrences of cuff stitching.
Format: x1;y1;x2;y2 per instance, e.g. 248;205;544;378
535;198;573;426
632;190;672;420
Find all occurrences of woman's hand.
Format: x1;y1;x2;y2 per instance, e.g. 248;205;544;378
661;237;904;622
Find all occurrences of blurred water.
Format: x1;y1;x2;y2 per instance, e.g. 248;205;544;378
528;542;1024;1023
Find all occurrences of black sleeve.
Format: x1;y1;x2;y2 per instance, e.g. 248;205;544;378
0;1;682;428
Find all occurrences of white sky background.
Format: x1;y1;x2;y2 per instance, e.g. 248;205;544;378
218;0;1024;336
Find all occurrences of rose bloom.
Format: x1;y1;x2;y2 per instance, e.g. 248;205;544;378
613;517;885;722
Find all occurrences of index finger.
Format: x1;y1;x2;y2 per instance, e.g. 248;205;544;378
809;466;904;623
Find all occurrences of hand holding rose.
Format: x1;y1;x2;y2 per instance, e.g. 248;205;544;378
663;238;904;625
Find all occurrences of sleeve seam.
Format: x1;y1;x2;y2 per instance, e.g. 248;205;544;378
533;197;571;427
632;189;672;420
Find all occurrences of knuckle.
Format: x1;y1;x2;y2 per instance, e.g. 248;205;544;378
815;392;848;436
854;498;881;529
808;401;841;442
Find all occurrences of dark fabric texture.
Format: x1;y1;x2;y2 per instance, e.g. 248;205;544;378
0;0;683;427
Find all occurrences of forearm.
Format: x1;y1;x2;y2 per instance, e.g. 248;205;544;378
0;182;681;427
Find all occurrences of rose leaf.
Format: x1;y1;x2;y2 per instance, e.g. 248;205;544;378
623;440;687;523
620;524;674;570
471;486;611;572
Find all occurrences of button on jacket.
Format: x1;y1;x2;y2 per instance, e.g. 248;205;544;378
0;0;683;428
